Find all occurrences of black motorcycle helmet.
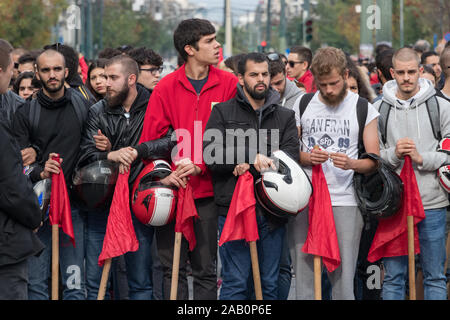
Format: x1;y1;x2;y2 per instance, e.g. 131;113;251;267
72;160;119;210
353;153;404;219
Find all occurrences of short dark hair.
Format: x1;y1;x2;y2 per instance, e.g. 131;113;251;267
18;53;35;65
375;48;394;82
106;55;139;80
98;47;122;59
269;59;286;78
224;53;245;74
128;47;163;67
0;39;13;71
237;52;268;76
43;43;79;84
420;50;439;65
289;46;313;69
173;19;216;61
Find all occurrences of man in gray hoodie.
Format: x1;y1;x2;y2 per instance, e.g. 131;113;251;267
268;55;304;110
373;47;450;300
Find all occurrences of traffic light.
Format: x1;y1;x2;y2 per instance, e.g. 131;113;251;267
305;19;313;42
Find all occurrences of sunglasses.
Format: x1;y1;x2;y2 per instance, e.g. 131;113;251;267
288;60;304;68
139;66;163;75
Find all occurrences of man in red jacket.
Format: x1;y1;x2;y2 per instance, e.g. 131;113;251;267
287;45;316;93
139;18;238;300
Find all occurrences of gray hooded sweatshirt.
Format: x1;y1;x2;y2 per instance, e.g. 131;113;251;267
280;79;304;110
373;78;450;209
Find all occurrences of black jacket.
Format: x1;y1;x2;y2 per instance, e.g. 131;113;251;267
204;85;300;219
12;88;91;186
77;84;175;185
0;115;44;267
0;90;24;126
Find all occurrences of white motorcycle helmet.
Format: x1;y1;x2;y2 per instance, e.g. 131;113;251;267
437;138;450;193
255;150;312;218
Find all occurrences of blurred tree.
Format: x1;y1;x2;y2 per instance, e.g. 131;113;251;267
0;0;66;49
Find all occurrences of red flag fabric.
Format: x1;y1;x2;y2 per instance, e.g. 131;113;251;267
175;182;199;251
367;155;425;262
49;154;75;247
302;164;341;272
98;171;139;266
219;172;259;246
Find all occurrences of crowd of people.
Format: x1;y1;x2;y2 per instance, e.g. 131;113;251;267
0;17;450;301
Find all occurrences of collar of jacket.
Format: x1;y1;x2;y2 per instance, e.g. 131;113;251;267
235;83;280;115
105;83;150;115
37;87;71;109
176;64;221;95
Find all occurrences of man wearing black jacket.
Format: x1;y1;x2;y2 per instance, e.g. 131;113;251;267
203;52;299;299
77;54;175;300
12;49;92;300
0;38;44;300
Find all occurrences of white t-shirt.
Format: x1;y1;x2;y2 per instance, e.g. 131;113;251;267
293;91;379;206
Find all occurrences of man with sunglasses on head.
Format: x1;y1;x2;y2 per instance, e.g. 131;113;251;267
287;46;316;93
128;47;164;91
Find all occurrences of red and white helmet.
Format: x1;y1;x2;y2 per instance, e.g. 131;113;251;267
131;160;177;226
437;138;450;193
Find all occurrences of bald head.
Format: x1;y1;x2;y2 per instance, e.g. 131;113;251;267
392;48;420;69
36;49;66;71
440;47;450;77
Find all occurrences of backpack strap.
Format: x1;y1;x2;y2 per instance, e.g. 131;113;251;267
299;93;315;119
70;90;88;129
29;99;41;139
377;101;391;145
425;95;441;141
356;97;368;157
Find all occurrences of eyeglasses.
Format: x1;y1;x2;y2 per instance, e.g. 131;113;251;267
267;53;281;61
288;60;304;68
139;66;163;75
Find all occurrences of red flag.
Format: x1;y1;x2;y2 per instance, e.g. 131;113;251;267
98;171;139;266
49;154;75;247
368;156;425;262
219;172;259;246
302;164;341;272
175;182;199;251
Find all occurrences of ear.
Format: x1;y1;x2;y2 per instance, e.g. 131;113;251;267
64;67;69;79
128;73;137;86
238;73;244;86
419;65;424;75
35;71;41;81
389;67;395;79
343;69;349;81
184;44;195;58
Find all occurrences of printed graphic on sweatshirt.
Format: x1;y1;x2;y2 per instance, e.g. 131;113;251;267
303;117;351;154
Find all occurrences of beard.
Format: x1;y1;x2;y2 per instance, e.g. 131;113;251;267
320;81;348;106
41;78;64;94
244;81;269;101
106;82;129;108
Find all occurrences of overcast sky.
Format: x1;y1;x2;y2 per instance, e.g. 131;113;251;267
197;0;261;24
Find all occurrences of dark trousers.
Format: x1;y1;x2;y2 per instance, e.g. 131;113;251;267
0;259;29;300
155;197;218;300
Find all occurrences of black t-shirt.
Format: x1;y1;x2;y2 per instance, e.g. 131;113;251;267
188;76;208;95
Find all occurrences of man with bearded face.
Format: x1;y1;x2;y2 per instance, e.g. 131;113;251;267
76;54;176;300
203;52;299;299
12;49;92;300
290;47;380;300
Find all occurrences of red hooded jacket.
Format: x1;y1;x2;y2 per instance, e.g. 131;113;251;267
139;64;238;199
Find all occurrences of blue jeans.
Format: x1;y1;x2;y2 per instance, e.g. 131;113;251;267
85;209;154;300
382;207;448;300
28;207;86;300
277;230;292;300
218;215;285;300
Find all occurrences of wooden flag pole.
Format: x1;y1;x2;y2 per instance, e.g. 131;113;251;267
97;258;112;300
314;255;322;300
249;241;263;300
51;225;59;300
170;232;182;300
407;215;416;300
